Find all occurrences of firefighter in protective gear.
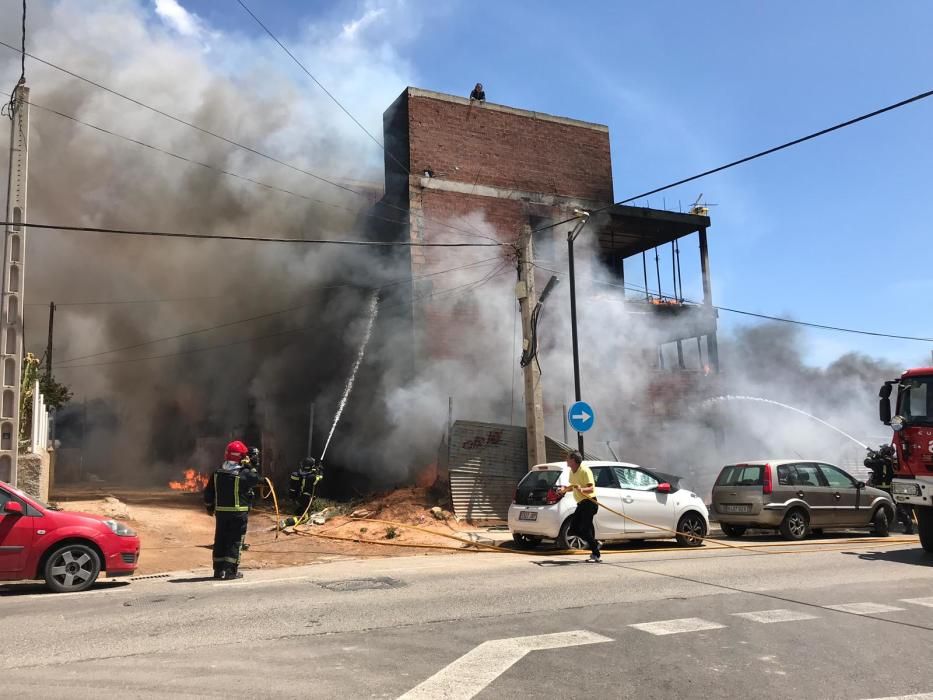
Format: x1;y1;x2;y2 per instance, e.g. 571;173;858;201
865;443;914;534
280;457;323;528
245;446;262;476
203;440;260;580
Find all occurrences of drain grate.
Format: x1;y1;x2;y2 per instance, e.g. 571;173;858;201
318;577;404;592
130;573;171;581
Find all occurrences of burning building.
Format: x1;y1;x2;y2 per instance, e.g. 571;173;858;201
379;90;719;412
368;88;724;511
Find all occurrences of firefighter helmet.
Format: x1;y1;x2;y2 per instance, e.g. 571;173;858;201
225;440;248;461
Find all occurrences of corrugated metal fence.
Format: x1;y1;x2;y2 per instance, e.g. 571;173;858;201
446;420;601;521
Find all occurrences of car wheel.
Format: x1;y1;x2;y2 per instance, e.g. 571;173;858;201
512;533;543;550
720;523;746;538
779;508;809;541
871;508;891;537
917;508;933;553
44;543;101;593
676;512;707;547
557;518;587;550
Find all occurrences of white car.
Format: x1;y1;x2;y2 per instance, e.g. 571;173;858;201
507;461;710;549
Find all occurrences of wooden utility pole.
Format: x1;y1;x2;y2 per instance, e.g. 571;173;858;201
1;82;29;485
517;225;546;469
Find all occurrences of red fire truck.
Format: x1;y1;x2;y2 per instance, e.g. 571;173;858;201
879;368;933;551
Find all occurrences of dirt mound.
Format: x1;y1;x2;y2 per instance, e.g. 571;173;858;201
345;486;455;526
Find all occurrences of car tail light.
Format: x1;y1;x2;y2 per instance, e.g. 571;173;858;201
513;489;518;504
545;488;560;505
763;464;772;495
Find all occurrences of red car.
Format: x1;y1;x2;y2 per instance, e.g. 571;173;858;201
0;481;140;593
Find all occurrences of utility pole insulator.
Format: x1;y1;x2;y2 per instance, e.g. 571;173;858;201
0;83;29;485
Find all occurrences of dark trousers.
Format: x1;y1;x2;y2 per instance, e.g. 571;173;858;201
573;499;600;557
294;494;312;515
213;511;249;574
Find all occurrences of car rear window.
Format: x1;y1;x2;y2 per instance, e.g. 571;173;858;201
515;470;562;506
716;465;764;487
517;470;561;491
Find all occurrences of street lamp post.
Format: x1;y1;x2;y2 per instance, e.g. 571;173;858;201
567;211;590;453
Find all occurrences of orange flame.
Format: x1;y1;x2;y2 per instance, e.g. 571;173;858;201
415;463;437;489
168;469;210;492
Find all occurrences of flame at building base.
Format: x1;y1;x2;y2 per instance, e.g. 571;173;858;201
168;469;210;492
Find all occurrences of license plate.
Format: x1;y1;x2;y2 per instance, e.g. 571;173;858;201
518;511;537;521
721;504;750;514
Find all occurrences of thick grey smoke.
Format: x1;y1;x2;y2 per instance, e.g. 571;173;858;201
0;0;428;485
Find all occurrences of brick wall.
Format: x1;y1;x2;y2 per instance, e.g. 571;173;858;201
381;87;616;366
405;89;613;201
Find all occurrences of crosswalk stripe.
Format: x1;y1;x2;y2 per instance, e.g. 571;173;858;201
900;597;933;608
732;609;818;624
629;618;725;636
825;602;905;615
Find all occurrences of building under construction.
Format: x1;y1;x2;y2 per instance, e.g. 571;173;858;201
370;87;723;516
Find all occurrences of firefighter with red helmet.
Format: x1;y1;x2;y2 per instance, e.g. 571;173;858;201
203;440;260;580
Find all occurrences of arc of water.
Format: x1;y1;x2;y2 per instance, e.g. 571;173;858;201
321;292;380;459
699;395;868;449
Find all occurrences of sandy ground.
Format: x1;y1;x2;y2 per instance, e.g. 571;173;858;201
50;485;500;575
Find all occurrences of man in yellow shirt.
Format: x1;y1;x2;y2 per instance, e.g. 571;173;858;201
558;451;600;562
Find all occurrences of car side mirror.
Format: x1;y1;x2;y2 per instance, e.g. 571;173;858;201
856;481;865;489
879;397;892;425
657;482;672;494
3;501;23;515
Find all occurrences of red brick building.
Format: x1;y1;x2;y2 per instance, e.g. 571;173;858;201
377;87;719;384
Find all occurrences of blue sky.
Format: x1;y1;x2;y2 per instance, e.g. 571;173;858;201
23;0;933;367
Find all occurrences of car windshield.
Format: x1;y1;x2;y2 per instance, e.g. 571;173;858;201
899;377;933;426
716;465;763;487
3;484;55;510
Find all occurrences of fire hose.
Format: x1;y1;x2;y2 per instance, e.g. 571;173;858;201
256;477;281;540
241;479;910;558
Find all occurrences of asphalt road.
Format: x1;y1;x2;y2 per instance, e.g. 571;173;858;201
4;535;933;699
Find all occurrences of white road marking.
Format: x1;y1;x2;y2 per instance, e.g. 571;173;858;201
398;630;612;700
732;609;818;624
901;597;933;608
629;617;725;636
859;693;933;700
825;602;905;615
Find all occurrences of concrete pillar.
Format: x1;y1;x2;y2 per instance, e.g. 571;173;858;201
698;227;720;373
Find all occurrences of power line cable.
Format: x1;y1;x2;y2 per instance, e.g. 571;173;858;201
0;39;363;196
233;2;500;245
55;256;504;364
532;87;933;236
0;220;507;248
26;99;498;243
235;0;409;175
0;41;508;245
530;262;933;343
25;295;226;308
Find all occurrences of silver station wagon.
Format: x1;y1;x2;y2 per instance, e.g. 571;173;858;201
711;460;895;540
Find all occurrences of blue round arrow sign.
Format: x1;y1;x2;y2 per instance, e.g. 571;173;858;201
567;401;595;433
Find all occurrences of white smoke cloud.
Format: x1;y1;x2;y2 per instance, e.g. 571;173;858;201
154;0;205;39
